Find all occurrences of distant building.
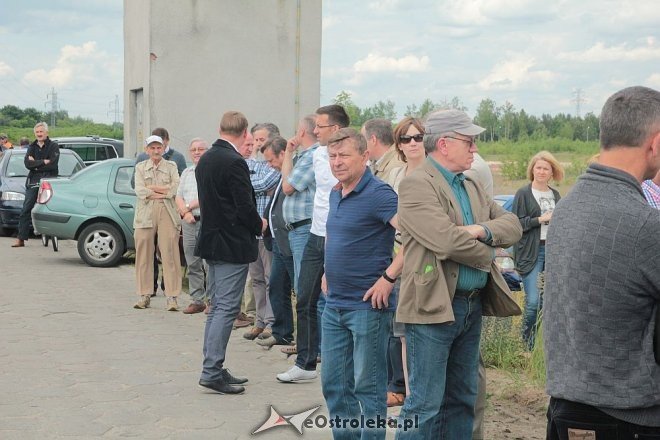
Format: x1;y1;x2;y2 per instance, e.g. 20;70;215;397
123;0;321;158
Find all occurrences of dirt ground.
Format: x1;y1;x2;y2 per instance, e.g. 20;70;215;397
484;368;548;440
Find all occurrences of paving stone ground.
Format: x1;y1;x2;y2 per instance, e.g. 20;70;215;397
0;236;358;439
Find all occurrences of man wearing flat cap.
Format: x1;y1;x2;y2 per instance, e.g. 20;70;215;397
395;109;522;439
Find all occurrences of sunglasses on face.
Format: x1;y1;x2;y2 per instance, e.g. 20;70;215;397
399;134;424;144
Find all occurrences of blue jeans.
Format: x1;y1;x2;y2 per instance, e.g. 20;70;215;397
396;296;482;439
269;241;295;343
287;222;311;294
321;307;392;440
17;185;39;240
521;245;545;350
295;233;325;370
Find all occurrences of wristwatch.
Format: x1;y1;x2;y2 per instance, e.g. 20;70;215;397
185;202;190;212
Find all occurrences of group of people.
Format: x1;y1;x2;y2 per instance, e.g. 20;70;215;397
0;133;30;152
10;84;660;439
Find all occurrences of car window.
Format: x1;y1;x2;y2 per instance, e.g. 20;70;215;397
58;155;84;176
114;166;135;195
60;143;117;163
6;154;29;177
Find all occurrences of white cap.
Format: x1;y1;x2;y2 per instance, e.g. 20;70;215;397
145;135;164;146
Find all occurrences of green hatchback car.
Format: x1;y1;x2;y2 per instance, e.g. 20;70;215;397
32;158;136;267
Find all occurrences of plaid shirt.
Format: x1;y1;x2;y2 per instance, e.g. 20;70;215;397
283;144;318;224
642;179;660;209
245;159;280;217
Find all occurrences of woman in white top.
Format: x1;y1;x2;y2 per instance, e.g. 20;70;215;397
512;151;564;350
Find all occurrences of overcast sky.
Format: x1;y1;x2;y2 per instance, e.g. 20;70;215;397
1;0;659;125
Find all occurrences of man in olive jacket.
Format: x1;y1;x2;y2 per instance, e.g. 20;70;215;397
195;111;264;395
396;110;522;439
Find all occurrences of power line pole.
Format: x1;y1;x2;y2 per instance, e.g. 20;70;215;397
571;88;586;118
108;94;122;125
45;87;60;127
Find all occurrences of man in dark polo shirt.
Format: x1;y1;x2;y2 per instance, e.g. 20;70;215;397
321;128;402;439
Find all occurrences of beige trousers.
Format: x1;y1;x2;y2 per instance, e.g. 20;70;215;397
135;202;181;297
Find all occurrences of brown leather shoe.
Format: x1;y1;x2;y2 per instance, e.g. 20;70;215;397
242;326;264;340
387;392;405;407
11;239;25;248
182;303;206;314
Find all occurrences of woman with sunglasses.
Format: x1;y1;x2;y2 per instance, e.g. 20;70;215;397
382;116;425;408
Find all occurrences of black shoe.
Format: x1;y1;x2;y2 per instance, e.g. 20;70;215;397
198;378;245;395
221;368;248;385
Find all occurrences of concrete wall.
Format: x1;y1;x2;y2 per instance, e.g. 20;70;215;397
124;0;322;159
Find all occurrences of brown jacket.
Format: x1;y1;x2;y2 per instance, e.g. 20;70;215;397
374;146;404;183
134;159;180;229
397;160;522;324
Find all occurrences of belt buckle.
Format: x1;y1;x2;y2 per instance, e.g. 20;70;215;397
284;223;294;231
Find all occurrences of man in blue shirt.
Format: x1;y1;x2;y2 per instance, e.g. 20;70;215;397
321;128;402;440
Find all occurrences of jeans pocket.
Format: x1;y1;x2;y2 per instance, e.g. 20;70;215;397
555;417;619;440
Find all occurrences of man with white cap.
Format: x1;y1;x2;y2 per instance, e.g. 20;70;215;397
133;135;182;311
395;109;521;438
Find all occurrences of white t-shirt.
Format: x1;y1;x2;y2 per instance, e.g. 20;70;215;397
532;188;556;241
310;146;338;237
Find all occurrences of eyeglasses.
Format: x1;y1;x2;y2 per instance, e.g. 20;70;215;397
399;134;424;144
315;124;336;129
444;136;476;147
189;148;207;153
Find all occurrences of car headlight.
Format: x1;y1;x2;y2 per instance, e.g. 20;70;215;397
0;191;25;201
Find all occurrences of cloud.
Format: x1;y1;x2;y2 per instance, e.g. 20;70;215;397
322;15;339;30
23;41;111;88
558;40;660;62
646;73;660;89
354;53;430;73
0;61;14;76
440;0;558;26
478;56;558;90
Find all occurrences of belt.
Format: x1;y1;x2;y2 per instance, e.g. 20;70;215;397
454;288;481;299
284;218;311;231
193;215;201;221
540;239;546;245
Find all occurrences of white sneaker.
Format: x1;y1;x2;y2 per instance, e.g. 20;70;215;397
276;365;317;383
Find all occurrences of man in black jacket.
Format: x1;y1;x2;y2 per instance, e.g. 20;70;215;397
196;111;265;394
12;122;59;248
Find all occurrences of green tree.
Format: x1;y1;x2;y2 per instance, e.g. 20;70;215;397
333;90;363;127
475;98;499;141
362;99;397;122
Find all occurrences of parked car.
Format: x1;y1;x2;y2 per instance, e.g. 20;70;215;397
0;148;85;236
493;194;522;291
53;136;124;166
31;158;136;267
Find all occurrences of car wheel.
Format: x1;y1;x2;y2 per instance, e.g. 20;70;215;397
77;223;125;267
42;235;50;247
52;236;59;252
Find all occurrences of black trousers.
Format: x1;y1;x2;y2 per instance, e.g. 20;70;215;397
547;397;660;439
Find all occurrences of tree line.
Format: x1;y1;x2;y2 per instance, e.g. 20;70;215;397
333;91;600;143
0;105;123;141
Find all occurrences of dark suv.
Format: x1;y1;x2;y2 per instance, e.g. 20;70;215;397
53;136;124;166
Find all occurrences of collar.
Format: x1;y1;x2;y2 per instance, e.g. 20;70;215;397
219;137;239;153
335;167;373;195
428;156;465;185
643;178;660;193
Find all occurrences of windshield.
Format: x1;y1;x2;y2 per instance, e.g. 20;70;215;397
6;153;83;178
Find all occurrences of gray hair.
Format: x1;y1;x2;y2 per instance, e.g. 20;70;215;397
363;118;394;146
261;136;287;155
34;121;49;132
188;137;208;148
423;131;455;154
250;122;280;139
300;114;316;134
600;86;660;150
